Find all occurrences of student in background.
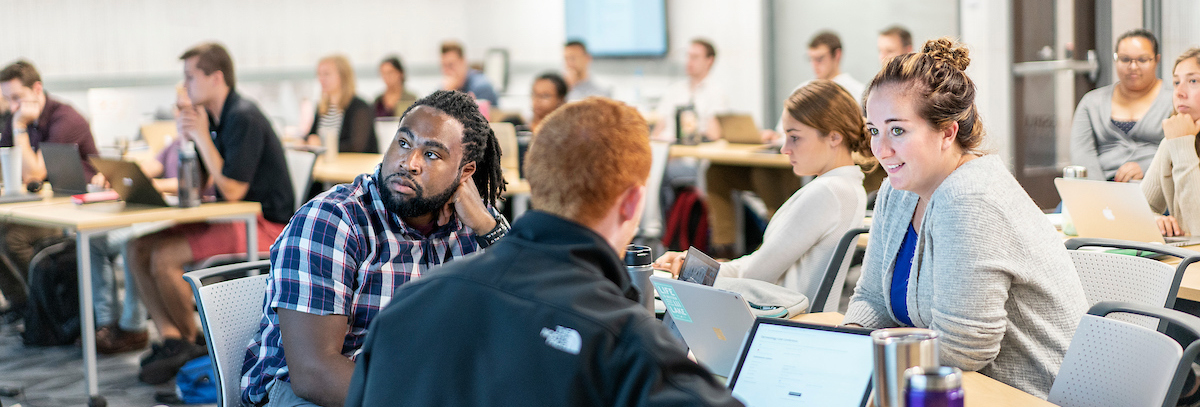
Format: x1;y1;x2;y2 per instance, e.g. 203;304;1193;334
0;60;100;315
1144;47;1200;237
129;42;294;384
307;54;377;153
809;31;865;99
529;72;567;132
440;41;499;107
374;56;418;119
563;40;611;101
655;80;869;311
878;26;914;64
844;39;1087;398
650;38;728;142
1071;29;1170;182
346;97;739;407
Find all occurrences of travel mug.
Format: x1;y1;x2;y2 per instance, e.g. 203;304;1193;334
905;366;964;407
624;244;655;313
872;328;940;407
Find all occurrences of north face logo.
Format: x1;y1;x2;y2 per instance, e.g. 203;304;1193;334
540;325;581;355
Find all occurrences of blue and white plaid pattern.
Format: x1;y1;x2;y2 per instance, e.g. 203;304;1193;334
240;168;486;405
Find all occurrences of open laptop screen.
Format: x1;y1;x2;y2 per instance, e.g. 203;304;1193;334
728;318;874;407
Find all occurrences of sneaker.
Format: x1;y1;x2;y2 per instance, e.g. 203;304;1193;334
138;338;208;384
95;325;149;354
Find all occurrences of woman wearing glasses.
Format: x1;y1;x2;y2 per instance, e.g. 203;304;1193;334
1070;29;1171;182
1143;48;1200;237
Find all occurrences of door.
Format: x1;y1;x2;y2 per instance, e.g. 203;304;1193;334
1011;0;1098;209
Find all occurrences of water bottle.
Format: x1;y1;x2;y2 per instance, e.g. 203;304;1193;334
178;140;201;208
1061;165;1087;236
905;366;964;407
624;245;655;314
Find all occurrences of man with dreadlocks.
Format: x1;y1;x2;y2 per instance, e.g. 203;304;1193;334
241;90;509;407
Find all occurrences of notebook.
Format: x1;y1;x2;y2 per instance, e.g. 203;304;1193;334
40;143;88;196
649;275;755;376
727;318;875;407
89;157;169;207
1055;178;1200;246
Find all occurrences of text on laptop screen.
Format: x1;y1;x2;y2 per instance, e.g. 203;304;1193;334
731;323;873;407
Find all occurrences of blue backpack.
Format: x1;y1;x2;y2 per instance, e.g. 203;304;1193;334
176;356;218;404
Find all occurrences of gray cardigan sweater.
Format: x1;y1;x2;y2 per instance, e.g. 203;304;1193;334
1070;82;1172;180
844;155;1088;398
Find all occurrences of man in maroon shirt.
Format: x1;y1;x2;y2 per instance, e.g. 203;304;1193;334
0;60;100;313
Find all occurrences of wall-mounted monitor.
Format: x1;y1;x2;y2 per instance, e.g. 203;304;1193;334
564;0;668;58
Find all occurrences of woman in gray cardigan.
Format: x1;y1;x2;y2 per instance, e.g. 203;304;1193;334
846;39;1088;399
1070;29;1171;182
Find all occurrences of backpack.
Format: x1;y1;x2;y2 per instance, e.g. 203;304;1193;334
663;186;709;253
176;356;218;404
22;235;80;347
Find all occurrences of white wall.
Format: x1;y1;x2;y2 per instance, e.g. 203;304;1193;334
1;0;767;147
960;0;1014;166
1161;0;1200;79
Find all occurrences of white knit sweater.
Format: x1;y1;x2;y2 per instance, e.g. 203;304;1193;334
844;155;1088;398
719;165;866;312
1142;135;1200;235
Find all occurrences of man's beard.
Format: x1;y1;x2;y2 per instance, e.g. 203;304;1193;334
380;172;460;219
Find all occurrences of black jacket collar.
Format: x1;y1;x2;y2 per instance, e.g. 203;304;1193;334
508;210;639;302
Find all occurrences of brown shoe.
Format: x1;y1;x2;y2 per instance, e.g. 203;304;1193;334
96;325;149;354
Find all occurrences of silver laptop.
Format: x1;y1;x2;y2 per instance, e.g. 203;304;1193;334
716;114;765;145
1055;178;1200;246
649;275;755;376
727;318;875;407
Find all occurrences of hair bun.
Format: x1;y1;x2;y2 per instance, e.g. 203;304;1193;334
922;38;971;71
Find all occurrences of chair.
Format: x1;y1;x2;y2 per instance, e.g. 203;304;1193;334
1048;301;1200;407
182;260;272;407
637;141;672;241
139;121;176;153
811;227;870;313
1064;237;1200;330
489;122;519;177
284;149;318;212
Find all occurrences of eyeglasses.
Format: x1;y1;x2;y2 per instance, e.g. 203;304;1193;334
1114;54;1155;67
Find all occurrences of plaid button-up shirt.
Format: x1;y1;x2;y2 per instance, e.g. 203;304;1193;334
241;168;495;405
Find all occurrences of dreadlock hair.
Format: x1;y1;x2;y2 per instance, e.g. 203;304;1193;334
398;90;506;206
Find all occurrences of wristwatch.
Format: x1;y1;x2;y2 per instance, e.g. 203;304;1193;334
474;213;510;248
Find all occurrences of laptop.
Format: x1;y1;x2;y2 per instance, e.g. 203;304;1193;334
649;275;755;376
40;143;88;196
727;317;875;407
1055;178;1200;246
89;157;169;207
716;114;766;145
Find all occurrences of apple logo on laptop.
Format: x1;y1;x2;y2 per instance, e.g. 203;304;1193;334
1102;207;1115;221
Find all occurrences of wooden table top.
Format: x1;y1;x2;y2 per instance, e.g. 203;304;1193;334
4;201;261;230
791;312;1058;407
1163;244;1200;301
668;141;791;168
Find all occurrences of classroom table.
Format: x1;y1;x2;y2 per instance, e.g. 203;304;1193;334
667;140;791;168
1164;243;1200;301
3;200;262;406
791;312;1059;407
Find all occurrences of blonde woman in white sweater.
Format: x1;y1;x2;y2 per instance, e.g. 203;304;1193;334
1144;48;1200;237
653;80;869;310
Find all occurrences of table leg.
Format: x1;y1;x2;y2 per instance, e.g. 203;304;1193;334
245;214;258;262
75;230;100;400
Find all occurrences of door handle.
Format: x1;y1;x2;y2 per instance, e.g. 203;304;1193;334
1012;50;1099;82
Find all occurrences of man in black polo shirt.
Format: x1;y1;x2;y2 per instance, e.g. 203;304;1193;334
128;42;294;384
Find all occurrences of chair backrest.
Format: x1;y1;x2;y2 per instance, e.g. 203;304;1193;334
284;149;318;211
1049;301;1200;407
139;120;176;153
375;119;400;153
1065;236;1197;331
638;140;672;239
182;260;272;407
489;122;519;177
812;227;869;313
